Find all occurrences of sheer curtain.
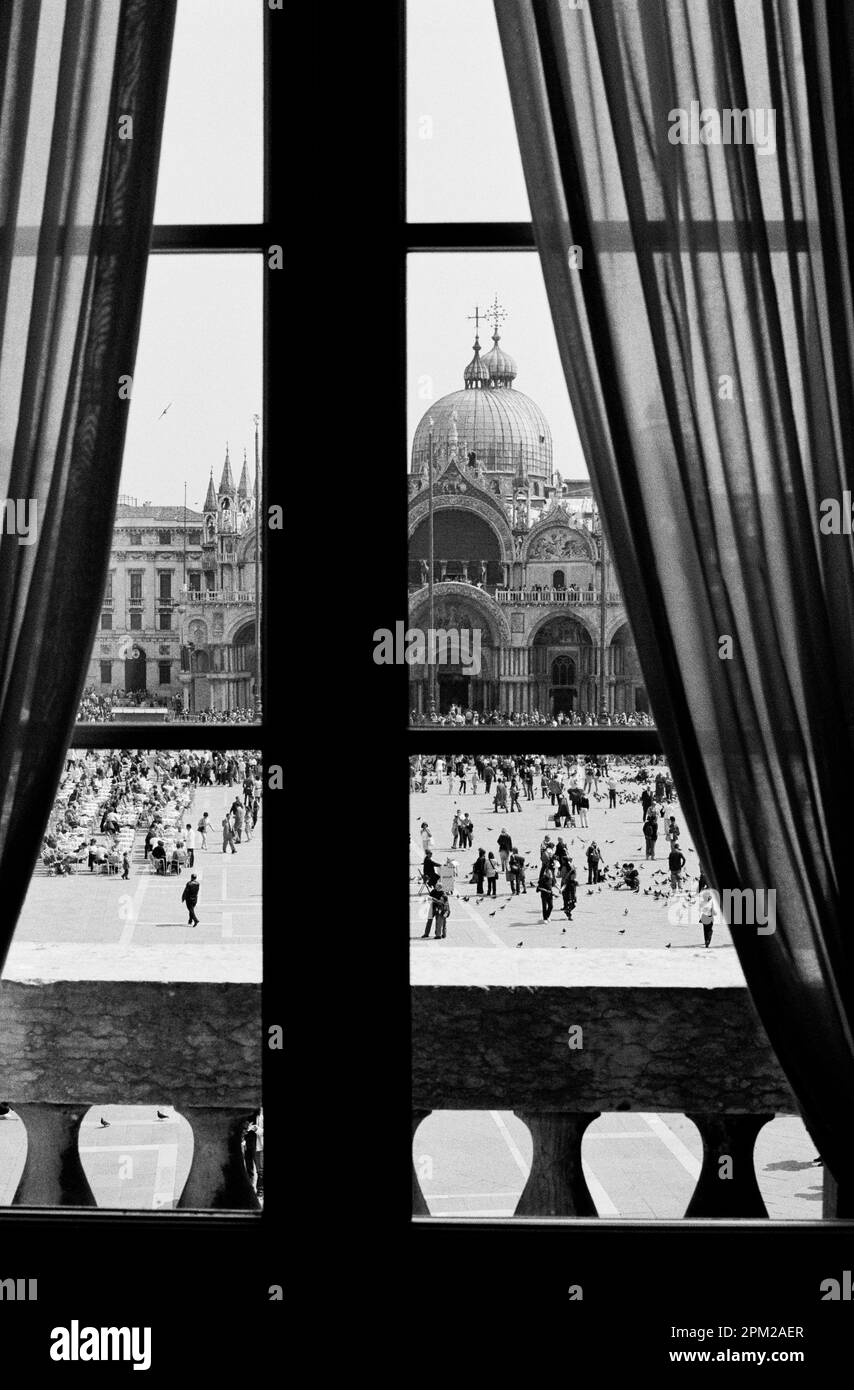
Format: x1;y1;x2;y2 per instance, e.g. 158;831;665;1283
0;0;175;971
495;0;854;1201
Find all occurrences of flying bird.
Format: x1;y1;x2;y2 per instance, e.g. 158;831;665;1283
156;401;173;421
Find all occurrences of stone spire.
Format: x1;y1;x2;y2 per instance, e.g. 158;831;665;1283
203;469;217;512
238;448;252;500
218;444;236;498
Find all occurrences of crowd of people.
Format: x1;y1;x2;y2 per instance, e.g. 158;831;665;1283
409;705;656;728
76;688;260;724
40;750;262;882
413;754;716;948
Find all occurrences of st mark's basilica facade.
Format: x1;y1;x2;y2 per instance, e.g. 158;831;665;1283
408;309;648;719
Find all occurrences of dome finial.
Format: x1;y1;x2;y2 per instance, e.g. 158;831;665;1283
464;304;490;389
487;292;508;346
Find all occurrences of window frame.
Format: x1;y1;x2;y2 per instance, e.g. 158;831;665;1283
401;6;660;757
71;7;275;754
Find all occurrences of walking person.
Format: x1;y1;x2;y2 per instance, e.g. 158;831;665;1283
509;779;522;813
643;813;658;860
578;791;590;829
181;873;200;927
668;842;686;893
422;849;440;889
222;812;237;854
451;812;461;850
699;888;715;948
485;852;499;897
497;828;513;877
472;847;487;896
197;810;210;850
586;841;602;885
422;884;448;939
121;850;130;881
538;861;555;920
508;847;526;894
184;824;195;869
607;775;618;809
560;858;577;921
664;815;681;849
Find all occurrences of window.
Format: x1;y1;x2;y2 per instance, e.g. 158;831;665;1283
129;611;142;631
129;530;143;546
158;572;172;601
105;572;113;600
158;530;172;546
189;572;202;593
188;530;202;546
158;610;171;632
99;661;112;685
158;661;172;685
100;612;112;630
204;572;215;591
129;573;143;601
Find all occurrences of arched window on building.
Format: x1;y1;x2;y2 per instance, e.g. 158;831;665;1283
553;569;566;590
551;655;575;686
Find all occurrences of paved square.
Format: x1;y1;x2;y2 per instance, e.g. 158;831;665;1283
0;780;261;1209
410;757;820;1219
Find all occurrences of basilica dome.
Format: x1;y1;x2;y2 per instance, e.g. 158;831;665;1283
411;329;553;483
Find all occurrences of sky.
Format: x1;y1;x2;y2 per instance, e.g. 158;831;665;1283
119;0;263;506
406;1;587;479
406;0;529;222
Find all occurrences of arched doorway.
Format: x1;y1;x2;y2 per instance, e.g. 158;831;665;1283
552;569;566;590
531;616;593;716
124;642;146;693
550;655;575;717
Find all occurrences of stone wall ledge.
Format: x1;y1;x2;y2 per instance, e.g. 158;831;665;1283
412;948;796;1113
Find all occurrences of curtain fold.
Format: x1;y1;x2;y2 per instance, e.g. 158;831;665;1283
495;0;854;1196
0;0;175;970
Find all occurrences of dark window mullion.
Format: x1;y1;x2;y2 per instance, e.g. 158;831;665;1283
150;224;269;252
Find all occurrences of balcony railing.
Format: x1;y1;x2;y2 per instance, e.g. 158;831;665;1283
0;944;261;1209
410;948;838;1219
183;590;254;605
495;589;623;606
128;597;144;608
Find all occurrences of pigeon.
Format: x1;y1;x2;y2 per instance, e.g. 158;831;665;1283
516;942;523;948
619;929;626;934
99;1117;111;1127
156;1110;169;1120
665;942;671;948
623;908;629;916
489;911;496;917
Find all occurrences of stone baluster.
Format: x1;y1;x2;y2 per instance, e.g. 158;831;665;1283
176;1107;261;1209
514;1111;601;1217
412;1109;432;1215
684;1113;772;1217
12;1104;96;1206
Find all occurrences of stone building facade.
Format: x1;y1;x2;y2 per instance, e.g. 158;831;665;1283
87;445;261;713
407;317;647;718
